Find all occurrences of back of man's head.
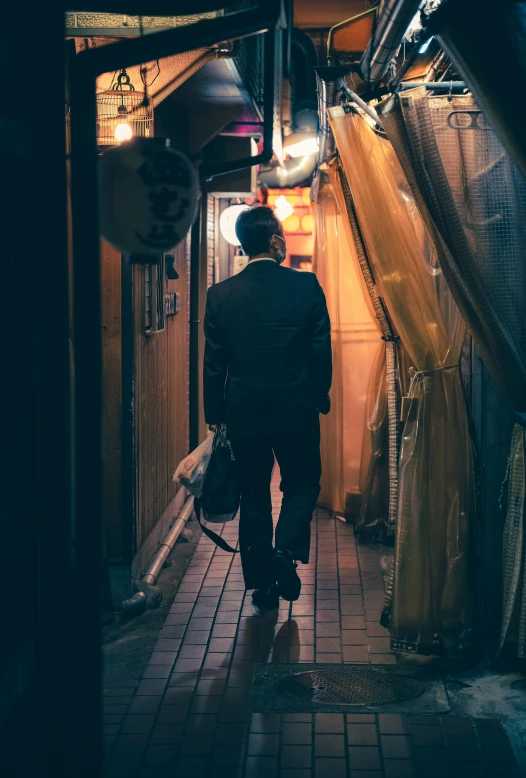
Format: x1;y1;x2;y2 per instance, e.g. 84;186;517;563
235;206;282;257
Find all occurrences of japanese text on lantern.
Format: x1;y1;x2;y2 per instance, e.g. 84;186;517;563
134;147;193;250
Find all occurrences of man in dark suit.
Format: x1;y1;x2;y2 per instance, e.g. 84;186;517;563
203;205;332;611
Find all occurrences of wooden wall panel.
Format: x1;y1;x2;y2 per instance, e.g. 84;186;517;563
101;240;123;559
134;237;190;550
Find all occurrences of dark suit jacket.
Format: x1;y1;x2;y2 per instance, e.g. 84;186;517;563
203;260;332;439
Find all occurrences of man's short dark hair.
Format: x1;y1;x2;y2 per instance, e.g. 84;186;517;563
235;205;282;256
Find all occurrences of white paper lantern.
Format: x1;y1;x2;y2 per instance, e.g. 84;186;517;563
99;138;199;256
219;204;250;246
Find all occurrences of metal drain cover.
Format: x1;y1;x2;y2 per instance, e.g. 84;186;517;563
250;664;449;714
275;667;425;706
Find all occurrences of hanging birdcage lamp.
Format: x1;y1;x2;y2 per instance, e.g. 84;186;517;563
96;68;153;147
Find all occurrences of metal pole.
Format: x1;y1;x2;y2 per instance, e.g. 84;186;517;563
400;80;467;90
189;213;202;453
340;82;383;128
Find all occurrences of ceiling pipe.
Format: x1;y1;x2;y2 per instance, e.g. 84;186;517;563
339;82;383;128
359;0;423;84
388;26;433;91
424;49;447;81
258;152;317;187
315;66;350;166
399;80;467;90
200;28;276;181
291;29;319;111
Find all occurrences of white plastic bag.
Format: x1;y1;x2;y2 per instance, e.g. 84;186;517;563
173;435;213;498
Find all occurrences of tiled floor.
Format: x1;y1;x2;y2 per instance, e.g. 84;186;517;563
103;474;520;778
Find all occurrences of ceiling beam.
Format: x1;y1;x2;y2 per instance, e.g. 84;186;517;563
67;1;230;14
65;10;222;37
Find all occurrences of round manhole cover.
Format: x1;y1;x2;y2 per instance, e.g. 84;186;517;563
275;668;426;706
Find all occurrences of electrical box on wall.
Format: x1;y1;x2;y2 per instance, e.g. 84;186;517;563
206;137;257;197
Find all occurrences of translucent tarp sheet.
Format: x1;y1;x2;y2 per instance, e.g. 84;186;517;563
329;106;476;655
313;182;380;518
327;159;404;539
378;89;526;656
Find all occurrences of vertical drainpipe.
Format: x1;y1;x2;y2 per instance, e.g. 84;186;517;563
121;256;136;572
189;211;202;452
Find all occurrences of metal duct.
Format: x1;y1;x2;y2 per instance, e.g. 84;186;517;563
258;152;317;187
291;29;318;111
315;66;350;166
359;0;422;84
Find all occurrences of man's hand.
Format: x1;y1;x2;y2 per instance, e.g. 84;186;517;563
209;423;227;433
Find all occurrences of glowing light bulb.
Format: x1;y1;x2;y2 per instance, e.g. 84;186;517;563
114;122;133;142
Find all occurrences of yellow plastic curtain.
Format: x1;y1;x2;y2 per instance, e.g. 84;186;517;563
329;106;475;655
327;160;399;539
379;89;526;657
356;341;390;537
312;179;379;518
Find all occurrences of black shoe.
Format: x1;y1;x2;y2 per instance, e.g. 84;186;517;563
252;584;279;614
271;549;301;602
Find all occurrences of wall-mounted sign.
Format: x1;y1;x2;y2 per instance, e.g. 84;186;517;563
164;292;179;317
99;138;199;256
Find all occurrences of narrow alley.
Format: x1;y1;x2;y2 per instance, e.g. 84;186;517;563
5;1;526;776
103;472;521;778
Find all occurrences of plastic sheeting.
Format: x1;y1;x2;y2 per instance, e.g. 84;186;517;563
329;106;475;655
356;341;389;537
312;180;379;519
378;88;526;657
433;0;526;181
328;159;403;539
379;90;526;411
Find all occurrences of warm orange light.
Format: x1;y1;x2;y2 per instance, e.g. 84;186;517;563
301;214;314;233
283;214;301;233
275;195;294;222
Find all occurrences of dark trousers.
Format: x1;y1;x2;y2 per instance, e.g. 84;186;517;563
230;417;321;589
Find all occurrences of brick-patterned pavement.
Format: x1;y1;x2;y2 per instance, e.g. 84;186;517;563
104;474;520;778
